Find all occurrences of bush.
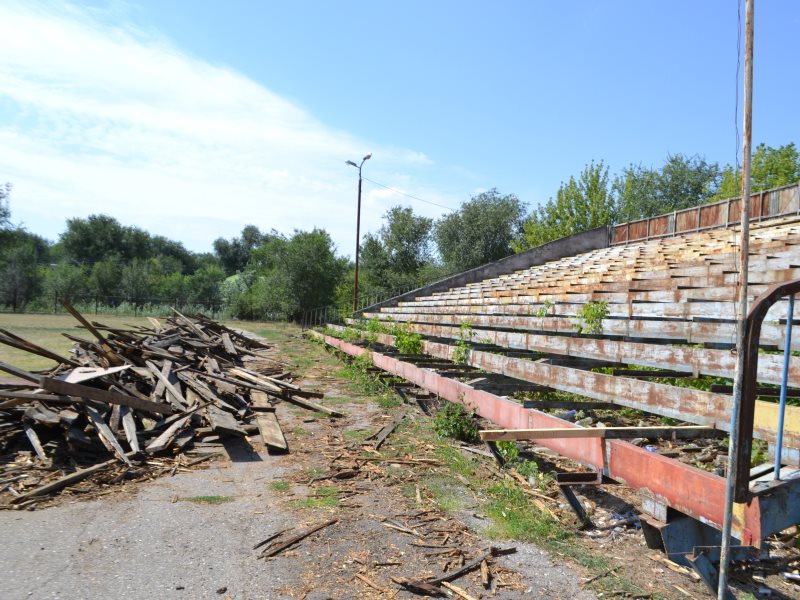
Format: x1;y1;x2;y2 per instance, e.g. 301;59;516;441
433;402;479;443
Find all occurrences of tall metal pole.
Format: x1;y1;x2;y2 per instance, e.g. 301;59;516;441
719;1;754;597
353;170;363;312
347;154;371;314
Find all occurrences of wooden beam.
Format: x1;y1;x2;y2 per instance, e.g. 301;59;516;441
41;378;177;415
479;425;716;441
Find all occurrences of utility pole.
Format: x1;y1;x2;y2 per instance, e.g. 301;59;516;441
719;1;754;598
346;153;372;313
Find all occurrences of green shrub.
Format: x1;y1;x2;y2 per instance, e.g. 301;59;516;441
395;325;423;354
434;402;479;443
573;301;609;335
495;441;519;464
532;300;554;318
452;320;475;364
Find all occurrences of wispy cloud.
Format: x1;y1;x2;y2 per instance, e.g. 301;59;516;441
0;1;452;255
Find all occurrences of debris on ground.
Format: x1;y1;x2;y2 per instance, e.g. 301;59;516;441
0;302;332;508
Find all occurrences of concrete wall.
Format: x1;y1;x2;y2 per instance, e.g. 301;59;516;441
357;225;610;315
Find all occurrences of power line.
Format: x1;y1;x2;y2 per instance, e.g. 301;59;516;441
361;177;456;212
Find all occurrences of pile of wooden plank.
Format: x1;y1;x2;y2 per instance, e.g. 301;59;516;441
0;303;338;508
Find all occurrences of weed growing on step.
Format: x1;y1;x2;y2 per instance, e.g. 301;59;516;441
433;401;479;443
572;300;609;335
452;320;475;364
532;300;554;318
392;321;423;354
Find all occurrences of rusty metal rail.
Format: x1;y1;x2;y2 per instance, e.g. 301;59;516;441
314;329;800;549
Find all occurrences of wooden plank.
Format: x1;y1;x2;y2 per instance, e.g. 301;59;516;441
258;519;338;558
221;332;238;356
374;411;406;450
0;329;79;366
0;361;40;383
41;378;176;415
86;406;132;465
479;425;715;441
61;365;130;384
251;391;286;451
146;415;190;453
205;405;247;437
23;422;49;463
119;405;141;453
145;360;188;409
60;301;123;365
171;308;212;342
258;411;287;451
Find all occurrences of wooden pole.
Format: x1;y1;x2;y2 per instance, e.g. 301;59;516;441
719;1;754;598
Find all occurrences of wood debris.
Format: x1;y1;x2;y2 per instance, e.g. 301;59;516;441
0;302;333;507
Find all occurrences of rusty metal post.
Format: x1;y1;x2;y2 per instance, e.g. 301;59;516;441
720;0;754;597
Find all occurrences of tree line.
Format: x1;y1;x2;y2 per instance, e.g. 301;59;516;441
1;142;798;319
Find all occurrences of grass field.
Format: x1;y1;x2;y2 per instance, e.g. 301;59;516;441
0;313;291;372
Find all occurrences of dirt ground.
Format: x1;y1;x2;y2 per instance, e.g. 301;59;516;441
2;322;797;600
0;323;591;600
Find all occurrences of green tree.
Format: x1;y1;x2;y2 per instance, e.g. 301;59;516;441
0;232;46;311
213;225;267;275
89;258;123;299
516;161;615;250
242;228;344;319
435;189;526;273
360;206;433;298
186;264;226;307
0;183;11;228
119;259;154;305
44;263;89;304
716;142;800;199
614;154;720;222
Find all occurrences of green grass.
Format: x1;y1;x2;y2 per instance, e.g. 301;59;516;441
0;313;156;371
269;481;290;492
377;417;647;597
424;475;472;510
180;495;234;504
291;427;307;435
343;429;370;441
290;486;340;509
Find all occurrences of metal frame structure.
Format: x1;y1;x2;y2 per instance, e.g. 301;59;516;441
312;210;800;593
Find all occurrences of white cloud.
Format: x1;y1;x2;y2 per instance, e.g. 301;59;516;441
0;1;452;255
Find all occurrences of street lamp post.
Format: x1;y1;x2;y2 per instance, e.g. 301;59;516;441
346;153;371;313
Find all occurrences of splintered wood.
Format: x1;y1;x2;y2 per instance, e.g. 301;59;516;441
0;303;332;507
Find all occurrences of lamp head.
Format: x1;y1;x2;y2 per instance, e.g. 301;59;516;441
362;153;372;162
345;160;358;168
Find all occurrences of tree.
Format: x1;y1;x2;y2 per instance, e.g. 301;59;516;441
60;215;126;264
516;161;615;250
614;154;720;222
89;258;123;299
0;232;46;311
0;182;11;229
240;228;345;319
435;189;526;273
716;142;800;199
213;225;267;275
360;206;433;298
44;263;89;304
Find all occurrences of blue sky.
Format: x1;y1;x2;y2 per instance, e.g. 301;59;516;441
1;1;799;256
